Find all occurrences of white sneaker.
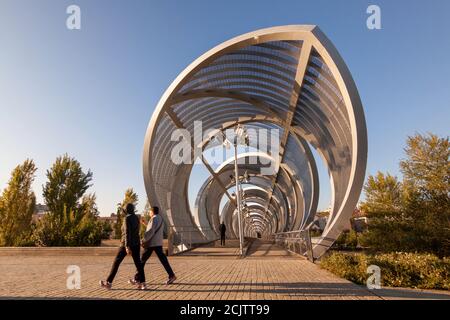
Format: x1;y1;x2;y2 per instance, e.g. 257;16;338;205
137;282;147;290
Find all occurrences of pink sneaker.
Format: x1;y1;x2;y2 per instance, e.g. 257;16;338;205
166;275;177;285
99;280;112;289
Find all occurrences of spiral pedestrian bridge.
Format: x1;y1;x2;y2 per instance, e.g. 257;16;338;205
143;25;367;259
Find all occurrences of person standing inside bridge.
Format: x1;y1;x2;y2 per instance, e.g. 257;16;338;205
219;222;226;246
100;203;146;290
132;206;176;285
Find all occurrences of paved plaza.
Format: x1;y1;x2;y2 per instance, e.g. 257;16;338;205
1;242;449;300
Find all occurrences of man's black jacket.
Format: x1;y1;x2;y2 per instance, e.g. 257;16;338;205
121;214;140;247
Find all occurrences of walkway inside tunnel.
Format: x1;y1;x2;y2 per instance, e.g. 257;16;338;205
245;239;297;258
177;238;298;259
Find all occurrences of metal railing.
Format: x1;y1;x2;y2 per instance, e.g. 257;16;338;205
274;229;314;262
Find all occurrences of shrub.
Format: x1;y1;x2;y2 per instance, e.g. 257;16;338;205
32;214;66;246
320;252;368;284
100;220;113;240
64;215;104;246
33;211;105;246
373;252;450;289
320;252;450;290
333;229;359;250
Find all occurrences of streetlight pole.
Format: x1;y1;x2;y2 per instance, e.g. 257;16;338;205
221;124;248;257
234;140;244;256
240;183;245;240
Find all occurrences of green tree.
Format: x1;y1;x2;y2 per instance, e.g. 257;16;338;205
400;133;450;201
0;159;37;246
140;200;151;237
360;133;450;256
113;204;123;240
114;188;139;239
360;172;403;214
122;188;139;207
64;193;104;246
33;154;98;246
400;133;450;256
358;213;414;252
81;196;113;241
43;154;92;218
358;172;407;252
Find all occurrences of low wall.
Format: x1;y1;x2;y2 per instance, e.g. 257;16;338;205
0;247;118;256
0;240;170;256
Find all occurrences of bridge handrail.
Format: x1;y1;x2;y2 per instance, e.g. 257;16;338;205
274;229;314;262
168;225;216;231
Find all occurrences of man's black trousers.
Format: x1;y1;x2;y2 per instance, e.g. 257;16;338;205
107;245;145;283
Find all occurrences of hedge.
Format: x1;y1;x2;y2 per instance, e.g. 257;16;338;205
320;252;450;290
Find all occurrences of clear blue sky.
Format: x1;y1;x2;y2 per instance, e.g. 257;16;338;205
1;0;449;216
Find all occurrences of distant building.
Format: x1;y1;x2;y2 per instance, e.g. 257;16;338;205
34;203;48;213
310;210;329;232
311;206;366;233
98;213;117;224
32;203;48;222
352;217;369;232
350;205;369;232
352;206;366;218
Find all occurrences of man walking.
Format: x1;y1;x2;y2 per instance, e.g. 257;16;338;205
100;203;146;290
219;222;226;246
132;206;176;285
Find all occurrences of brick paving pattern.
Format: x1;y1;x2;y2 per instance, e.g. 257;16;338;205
0;242;448;300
